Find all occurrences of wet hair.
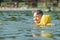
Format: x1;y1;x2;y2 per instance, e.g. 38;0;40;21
32;10;43;15
37;10;43;15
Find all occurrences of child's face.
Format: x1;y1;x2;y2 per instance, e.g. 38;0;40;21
33;12;42;23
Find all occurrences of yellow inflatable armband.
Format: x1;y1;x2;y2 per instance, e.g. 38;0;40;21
39;15;51;26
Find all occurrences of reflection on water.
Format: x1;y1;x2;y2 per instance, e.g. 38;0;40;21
0;11;60;40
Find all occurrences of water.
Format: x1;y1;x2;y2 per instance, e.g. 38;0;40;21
0;11;60;40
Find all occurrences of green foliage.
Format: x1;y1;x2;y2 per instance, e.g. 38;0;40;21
19;2;25;7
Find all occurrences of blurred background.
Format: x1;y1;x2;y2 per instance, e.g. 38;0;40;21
0;0;60;11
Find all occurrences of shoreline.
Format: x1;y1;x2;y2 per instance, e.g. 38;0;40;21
0;8;60;11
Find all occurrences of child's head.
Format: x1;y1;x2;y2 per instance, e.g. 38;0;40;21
32;10;43;23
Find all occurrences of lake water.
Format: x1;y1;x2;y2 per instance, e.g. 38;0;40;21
0;11;60;40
